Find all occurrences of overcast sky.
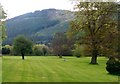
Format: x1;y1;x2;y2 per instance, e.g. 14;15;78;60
1;0;119;19
0;0;75;19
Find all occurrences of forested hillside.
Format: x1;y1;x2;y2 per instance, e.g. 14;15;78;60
3;9;74;45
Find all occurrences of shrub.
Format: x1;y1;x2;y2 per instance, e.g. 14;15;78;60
2;45;12;55
32;44;50;56
2;47;10;54
73;44;84;58
106;57;120;76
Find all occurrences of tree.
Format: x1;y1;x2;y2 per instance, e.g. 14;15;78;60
0;3;7;40
68;2;118;64
13;35;33;60
51;32;74;58
0;3;7;55
118;2;120;59
106;2;120;76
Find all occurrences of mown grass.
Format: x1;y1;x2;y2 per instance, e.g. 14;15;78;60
0;56;2;83
2;56;118;82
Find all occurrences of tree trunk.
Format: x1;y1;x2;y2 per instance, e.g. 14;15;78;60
90;49;98;64
21;53;24;60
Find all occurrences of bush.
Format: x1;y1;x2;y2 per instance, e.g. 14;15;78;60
2;45;12;55
106;57;120;76
73;44;84;58
2;47;10;54
32;44;50;56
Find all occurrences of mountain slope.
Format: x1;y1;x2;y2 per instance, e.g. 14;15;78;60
3;9;74;45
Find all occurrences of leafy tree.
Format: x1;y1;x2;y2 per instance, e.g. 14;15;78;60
13;35;33;60
0;3;7;55
0;3;7;40
106;2;120;76
68;2;118;64
117;2;120;60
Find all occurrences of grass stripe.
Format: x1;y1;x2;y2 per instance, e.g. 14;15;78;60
2;56;118;82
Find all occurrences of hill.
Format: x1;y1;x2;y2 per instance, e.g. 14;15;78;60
3;9;74;45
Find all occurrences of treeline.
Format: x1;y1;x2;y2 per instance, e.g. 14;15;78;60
2;33;88;57
2;44;51;56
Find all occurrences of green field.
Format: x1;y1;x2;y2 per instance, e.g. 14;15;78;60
0;57;2;83
2;56;118;82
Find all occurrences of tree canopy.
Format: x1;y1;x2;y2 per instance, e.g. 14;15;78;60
13;35;33;60
52;32;74;58
0;3;7;40
68;2;118;64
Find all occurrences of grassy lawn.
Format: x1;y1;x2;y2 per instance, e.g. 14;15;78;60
2;56;118;82
0;56;2;83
